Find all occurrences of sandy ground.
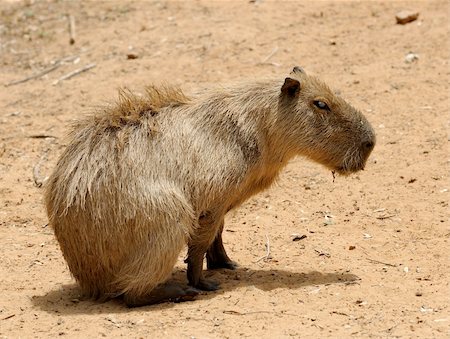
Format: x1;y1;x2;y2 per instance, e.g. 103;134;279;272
0;0;449;338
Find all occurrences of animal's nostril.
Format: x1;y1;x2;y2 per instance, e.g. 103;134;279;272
363;141;374;150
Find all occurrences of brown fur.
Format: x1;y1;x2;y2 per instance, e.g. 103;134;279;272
45;68;375;306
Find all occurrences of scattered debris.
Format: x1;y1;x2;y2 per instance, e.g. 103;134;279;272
259;46;279;65
403;266;409;273
68;15;76;44
33;164;47;188
308;287;321;294
363;233;372;239
254;234;272;262
344;279;360;286
223;309;297;316
292;234;307;241
53;63;96;85
331;311;349;316
130;319;145;325
33;147;52;188
7;111;22;117
420;306;433;313
396;10;419;25
366;258;397;267
5;63;61;87
105;315;121;328
375;214;397;220
405;52;419;63
29;259;44;267
127;53;139;60
323;215;334;226
434;318;449;322
314;249;330;258
1;314;15;320
28;134;57;139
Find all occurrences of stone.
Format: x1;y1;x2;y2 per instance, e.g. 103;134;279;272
396;11;419;25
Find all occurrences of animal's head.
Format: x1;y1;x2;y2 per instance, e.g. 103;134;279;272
278;66;375;175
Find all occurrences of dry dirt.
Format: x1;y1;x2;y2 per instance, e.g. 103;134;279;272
0;1;449;338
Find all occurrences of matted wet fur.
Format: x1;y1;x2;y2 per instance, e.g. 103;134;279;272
45;67;375;306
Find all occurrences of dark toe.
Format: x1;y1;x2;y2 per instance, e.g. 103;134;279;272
172;287;200;303
207;260;239;270
195;278;220;291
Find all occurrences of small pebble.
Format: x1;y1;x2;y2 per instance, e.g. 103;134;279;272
127;53;139;60
396;10;419;25
420;306;433;313
405;53;419;63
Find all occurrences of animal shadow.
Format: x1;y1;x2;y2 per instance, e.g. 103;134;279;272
32;267;359;314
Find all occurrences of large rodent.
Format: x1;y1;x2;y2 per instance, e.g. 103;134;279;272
45;67;375;307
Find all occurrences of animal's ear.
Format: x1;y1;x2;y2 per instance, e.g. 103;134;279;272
281;77;300;97
292;66;304;74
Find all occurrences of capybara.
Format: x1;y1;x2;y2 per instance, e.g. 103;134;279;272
45;67;375;307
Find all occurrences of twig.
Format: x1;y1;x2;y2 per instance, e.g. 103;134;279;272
331;311;349;317
68;15;76;45
254;234;272;262
314;249;331;258
33;165;47;188
5;64;61;87
366;258;397;267
376;214;397;220
53;63;96;85
28;134;57;139
60;54;80;63
260;46;278;64
1;314;15;320
4;52;82;87
385;321;400;333
33;147;51;188
223;310;298;316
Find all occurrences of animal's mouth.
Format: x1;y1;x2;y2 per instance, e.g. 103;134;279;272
333;163;365;176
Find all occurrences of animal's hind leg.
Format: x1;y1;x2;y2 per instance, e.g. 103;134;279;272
124;282;199;307
206;221;238;270
117;218;195;307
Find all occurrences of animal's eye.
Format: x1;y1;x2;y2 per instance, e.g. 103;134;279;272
313;100;330;111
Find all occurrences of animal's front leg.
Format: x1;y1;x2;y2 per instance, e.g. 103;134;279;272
206;221;238;270
186;211;222;291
